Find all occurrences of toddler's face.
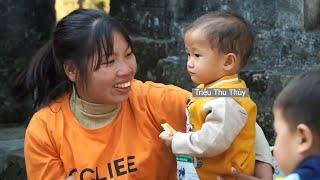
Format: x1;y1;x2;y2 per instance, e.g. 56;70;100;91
273;108;300;175
184;29;226;85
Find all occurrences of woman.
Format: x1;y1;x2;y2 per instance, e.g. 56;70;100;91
15;9;272;179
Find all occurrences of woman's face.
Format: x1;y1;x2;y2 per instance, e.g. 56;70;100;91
76;31;137;105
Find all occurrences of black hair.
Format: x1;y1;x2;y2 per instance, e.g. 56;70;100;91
185;10;254;67
12;9;132;109
273;65;320;134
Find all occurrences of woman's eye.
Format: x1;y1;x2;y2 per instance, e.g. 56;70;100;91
195;54;201;58
126;52;132;57
107;59;115;64
187;53;190;56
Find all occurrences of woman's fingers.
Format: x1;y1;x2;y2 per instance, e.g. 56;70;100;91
66;176;75;180
217;167;260;180
230;167;259;180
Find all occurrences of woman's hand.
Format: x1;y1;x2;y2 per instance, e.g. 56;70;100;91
217;161;273;180
217;167;260;180
66;176;75;180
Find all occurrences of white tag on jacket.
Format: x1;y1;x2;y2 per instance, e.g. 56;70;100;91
176;155;199;180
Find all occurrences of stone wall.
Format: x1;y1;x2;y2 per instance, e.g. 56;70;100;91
110;0;320;144
0;1;55;178
0;0;56;124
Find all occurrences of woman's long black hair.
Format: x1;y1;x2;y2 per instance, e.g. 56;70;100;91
12;9;132;109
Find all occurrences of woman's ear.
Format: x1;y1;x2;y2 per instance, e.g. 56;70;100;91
223;53;237;71
63;63;77;82
296;123;313;154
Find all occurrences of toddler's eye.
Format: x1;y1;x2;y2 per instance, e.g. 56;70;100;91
185;50;190;56
195;54;201;57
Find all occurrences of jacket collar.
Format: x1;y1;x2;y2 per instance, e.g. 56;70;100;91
200;74;239;88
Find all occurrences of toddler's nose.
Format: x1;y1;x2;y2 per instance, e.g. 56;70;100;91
187;58;194;68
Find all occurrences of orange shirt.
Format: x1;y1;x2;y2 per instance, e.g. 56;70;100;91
24;79;190;180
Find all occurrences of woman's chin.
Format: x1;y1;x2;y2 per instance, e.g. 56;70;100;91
108;94;129;104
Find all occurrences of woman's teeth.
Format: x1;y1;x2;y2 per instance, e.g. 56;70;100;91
114;81;131;88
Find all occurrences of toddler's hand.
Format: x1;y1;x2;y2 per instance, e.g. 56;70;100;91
159;130;174;146
159;123;176;147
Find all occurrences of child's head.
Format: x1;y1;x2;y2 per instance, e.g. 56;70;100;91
273;65;320;175
184;11;253;84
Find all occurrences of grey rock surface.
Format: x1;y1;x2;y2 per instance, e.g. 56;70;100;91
0;126;26;179
0;0;55;124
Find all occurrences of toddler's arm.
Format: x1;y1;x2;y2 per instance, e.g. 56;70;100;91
172;97;248;157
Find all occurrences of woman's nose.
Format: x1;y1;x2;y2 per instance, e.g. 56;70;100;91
117;60;134;76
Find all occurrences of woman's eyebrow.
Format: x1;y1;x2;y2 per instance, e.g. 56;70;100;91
113;45;131;56
125;44;131;51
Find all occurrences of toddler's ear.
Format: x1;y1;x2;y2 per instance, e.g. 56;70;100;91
223;53;237;71
296;123;313;154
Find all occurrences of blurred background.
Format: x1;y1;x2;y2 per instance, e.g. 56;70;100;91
55;0;110;20
0;0;319;179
